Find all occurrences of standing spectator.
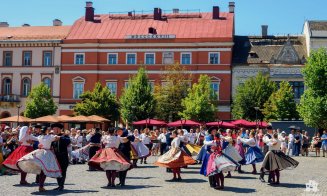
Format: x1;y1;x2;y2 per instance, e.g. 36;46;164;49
158;128;167;155
301;131;310;157
257;129;265;152
313;132;322;157
292;129;302;156
140;128;151;164
279;131;288;154
321;130;327;157
287;129;295;156
188;129;197;145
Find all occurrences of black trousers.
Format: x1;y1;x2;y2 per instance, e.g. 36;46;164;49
118;150;130;185
160;143;167;155
89;146;100;160
57;164;68;187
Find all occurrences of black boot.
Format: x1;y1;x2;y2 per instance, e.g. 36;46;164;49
259;168;265;182
208;176;216;188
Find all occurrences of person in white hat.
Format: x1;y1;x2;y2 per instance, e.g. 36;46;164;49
279;131;287;154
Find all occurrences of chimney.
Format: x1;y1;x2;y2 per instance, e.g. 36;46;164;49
212;6;220;20
261;25;268;37
53;19;62;26
128;11;133;17
22;24;30;27
0;22;9;27
154;8;162;20
173;8;179;14
85;1;94;22
149;27;157;34
229;2;235;13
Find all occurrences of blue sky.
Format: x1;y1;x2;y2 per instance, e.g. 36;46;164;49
1;0;326;35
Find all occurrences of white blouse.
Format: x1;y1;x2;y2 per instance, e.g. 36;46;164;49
38;135;56;150
171;137;181;148
240;138;257;147
103;135;124;148
267;139;281;151
20;135;38;146
140;133;151;145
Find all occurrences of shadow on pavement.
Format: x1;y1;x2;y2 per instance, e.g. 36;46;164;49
181;170;200;174
127;176;154;180
101;185;161;190
271;183;306;189
164;178;207;183
221;186;256;193
13;183;75;187
230;176;257;180
30;189;98;195
137;165;157;169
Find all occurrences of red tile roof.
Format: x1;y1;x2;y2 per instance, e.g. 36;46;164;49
66;12;234;41
0;26;71;40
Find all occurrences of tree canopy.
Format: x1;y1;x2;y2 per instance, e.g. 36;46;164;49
179;75;218;122
263;81;299;121
74;82;120;121
154;63;192;122
298;48;327;129
24;83;57;118
120;67;156;123
232;72;276;121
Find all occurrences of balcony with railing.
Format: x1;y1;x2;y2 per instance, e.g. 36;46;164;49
0;94;20;103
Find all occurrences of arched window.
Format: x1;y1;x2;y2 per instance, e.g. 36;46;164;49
43;77;51;89
2;78;12;95
22;78;31;97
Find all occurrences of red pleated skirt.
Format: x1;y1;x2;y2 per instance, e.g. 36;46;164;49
3;145;34;171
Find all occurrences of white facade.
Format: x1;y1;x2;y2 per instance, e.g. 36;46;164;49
303;21;327;56
0;43;62;117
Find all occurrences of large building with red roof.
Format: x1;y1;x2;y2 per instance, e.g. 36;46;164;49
59;2;236;120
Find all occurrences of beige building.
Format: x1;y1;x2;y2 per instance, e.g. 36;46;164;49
232;26;307;102
0;21;70;118
303;20;327;55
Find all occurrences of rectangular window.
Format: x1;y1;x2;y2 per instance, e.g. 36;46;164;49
145;53;155;65
73;82;84;99
43;51;53;66
181;53;191;65
75;53;85;65
209;52;220;64
163;52;174;64
289;81;304;99
149;82;155;92
23;51;32;66
3;51;12;66
210;82;220;100
126;53;136;64
106;82;117;95
108;53;118;65
124;82;129;90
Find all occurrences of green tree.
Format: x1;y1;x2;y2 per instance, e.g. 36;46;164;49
179;75;217;122
263;81;299;121
298;48;327;129
232;72;276;121
120;67;156;123
24;83;57;118
74;82;120;121
154;63;192;122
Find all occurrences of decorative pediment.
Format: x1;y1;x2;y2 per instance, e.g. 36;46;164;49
72;76;85;82
210;76;221;82
273;39;301;64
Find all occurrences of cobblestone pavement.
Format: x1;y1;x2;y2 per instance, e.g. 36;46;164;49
0;153;326;196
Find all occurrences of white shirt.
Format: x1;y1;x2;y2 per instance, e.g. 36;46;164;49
103;135;124;148
240;138;257;147
263;134;272;144
267;139;281;151
140;133;151;145
179;135;189;143
171;137;181;148
71;135;83;148
38;135;56;150
188;133;197;144
20;135;38;146
86;134;92;142
157;133;167;143
288;134;294;143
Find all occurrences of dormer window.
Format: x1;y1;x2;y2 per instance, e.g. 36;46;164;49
248;51;258;58
148;27;157;34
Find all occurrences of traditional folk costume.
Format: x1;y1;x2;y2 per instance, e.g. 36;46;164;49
117;129;135;186
89;135;131;187
155;137;196;180
131;141;150;159
235;136;246;173
88;131;102;171
222;135;243;177
140;133;151;164
3;126;38;184
259;132;273;182
240;137;264;174
261;139;299;184
51;133;71;190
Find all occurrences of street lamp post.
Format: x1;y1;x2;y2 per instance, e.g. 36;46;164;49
17;104;22;126
254;107;260;129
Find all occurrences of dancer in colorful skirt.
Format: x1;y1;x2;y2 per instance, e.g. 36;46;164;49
155;130;196;181
261;133;299;184
200;128;216;187
240;131;264;174
3;126;38;185
259;127;274;183
88;127;131;187
206;132;237;190
17;127;61;192
222;129;243;178
235;130;246;173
